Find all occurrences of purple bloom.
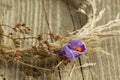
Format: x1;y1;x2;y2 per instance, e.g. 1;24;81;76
61;40;86;60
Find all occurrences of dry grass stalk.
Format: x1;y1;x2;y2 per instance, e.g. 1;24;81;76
68;64;76;77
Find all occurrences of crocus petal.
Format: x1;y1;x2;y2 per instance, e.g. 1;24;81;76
71;50;85;57
64;45;75;60
80;45;86;52
69;40;85;50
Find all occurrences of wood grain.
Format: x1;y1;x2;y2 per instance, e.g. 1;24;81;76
0;0;120;80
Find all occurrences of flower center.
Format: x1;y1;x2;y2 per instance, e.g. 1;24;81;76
76;46;83;52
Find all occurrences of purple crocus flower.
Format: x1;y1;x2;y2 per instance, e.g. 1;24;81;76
61;40;86;60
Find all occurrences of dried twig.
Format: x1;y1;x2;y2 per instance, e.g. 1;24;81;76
69;64;76;77
17;60;52;71
55;60;64;68
65;63;96;72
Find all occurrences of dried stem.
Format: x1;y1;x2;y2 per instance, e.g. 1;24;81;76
68;63;96;71
55;60;63;68
69;64;76;77
17;60;52;71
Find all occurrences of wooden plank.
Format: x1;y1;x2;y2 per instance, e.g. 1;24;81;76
0;0;120;80
80;0;120;80
55;1;86;80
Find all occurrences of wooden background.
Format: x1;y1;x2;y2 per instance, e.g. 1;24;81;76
0;0;120;80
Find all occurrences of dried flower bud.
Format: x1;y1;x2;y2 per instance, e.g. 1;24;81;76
21;23;26;26
37;34;43;41
23;29;30;34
